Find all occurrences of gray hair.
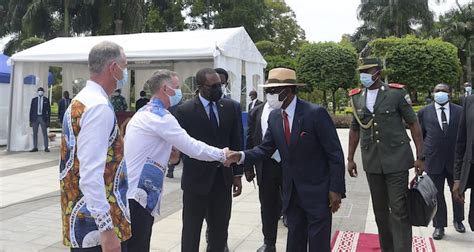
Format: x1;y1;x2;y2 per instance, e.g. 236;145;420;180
146;70;178;94
88;41;124;74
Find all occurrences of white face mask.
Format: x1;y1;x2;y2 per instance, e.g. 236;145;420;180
38;91;44;96
266;93;284;109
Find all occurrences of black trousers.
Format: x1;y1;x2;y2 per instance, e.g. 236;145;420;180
127;199;155;252
258;159;282;245
428;171;464;228
181;169;232;252
285;184;331;252
366;171;411;252
71;241;128;252
466;164;474;231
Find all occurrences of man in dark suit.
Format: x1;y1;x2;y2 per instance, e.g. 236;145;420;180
248;90;263;111
453;95;474;232
58;91;71;124
135;90;149;111
418;83;465;239
175;68;243;252
29;87;51;152
245;99;283;252
227;68;346;251
460;82;472;106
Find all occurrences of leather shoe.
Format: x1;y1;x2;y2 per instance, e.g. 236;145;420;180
433;228;444;240
257;244;276;252
44;148;50;152
30;148;38;152
453;222;466;233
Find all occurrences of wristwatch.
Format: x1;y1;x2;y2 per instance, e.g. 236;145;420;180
417;155;425;161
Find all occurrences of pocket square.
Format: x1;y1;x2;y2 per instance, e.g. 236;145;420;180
300;131;307;137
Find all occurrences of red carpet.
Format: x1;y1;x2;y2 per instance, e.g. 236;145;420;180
331;230;436;252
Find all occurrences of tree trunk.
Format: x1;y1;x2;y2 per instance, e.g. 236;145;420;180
332;89;337;114
114;19;123;34
466;39;472;84
323;90;328;108
64;0;70;36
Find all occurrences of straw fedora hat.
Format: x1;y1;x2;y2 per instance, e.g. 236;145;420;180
260;68;306;88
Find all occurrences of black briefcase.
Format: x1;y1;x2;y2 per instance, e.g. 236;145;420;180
407;174;438;227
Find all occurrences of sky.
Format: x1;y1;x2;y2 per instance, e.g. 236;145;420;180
284;0;472;42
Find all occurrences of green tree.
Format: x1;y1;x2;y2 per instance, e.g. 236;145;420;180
145;0;185;32
436;1;474;85
370;36;462;101
357;0;436;38
262;0;306;56
184;0;269;41
296;42;358;113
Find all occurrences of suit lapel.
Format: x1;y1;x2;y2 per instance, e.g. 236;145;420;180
272;108;288;153
289;99;304;148
193;97;217;136
255;106;264;142
216;99;225;131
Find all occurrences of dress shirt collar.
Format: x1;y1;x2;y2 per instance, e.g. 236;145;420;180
87;80;109;99
434;102;449;112
283;96;297;118
199;93;214;108
150;97;165;108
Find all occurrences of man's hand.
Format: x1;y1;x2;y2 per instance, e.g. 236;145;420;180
329;191;342;213
245;170;255;182
29;122;33;127
347;159;358;177
224;151;242;167
414;159;424;175
452;181;465;204
169;147;180;165
100;229;121;252
233;176;242;197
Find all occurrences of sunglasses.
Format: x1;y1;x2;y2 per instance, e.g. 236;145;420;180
264;87;287;95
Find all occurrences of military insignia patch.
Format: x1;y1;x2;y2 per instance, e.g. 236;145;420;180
388;83;405;89
349;88;362;96
404;94;412;105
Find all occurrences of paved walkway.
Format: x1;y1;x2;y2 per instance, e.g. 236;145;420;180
0;129;472;251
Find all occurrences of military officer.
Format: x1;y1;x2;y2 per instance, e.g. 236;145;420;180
346;58;425;252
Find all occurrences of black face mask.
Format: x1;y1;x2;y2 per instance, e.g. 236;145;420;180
208;85;222;102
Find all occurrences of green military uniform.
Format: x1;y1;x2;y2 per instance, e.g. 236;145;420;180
350;58;418;252
350;83;417;173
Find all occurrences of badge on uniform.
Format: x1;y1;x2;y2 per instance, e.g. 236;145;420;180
404;94;412;105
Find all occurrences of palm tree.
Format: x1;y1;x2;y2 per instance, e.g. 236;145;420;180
357;0;435;37
438;1;474;84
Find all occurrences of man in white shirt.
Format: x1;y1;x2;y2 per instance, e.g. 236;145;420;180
59;41;130;252
124;70;230;252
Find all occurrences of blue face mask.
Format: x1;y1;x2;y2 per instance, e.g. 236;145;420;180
114;63;128;90
360;73;375;88
167;86;182;107
434;91;449;105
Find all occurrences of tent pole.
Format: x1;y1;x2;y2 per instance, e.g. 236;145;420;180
6;63;15;152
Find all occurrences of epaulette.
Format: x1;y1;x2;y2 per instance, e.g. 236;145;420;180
388;83;405;89
349;88;362;96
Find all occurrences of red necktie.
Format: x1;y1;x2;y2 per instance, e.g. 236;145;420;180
282;111;290;145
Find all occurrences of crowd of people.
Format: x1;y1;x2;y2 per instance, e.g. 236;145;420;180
23;39;470;252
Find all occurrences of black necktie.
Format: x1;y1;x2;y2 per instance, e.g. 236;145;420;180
440;107;448;134
208;102;218;130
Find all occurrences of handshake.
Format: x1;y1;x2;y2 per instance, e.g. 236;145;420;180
222;148;242;167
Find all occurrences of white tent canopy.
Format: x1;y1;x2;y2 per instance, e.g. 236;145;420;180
7;27;266;151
